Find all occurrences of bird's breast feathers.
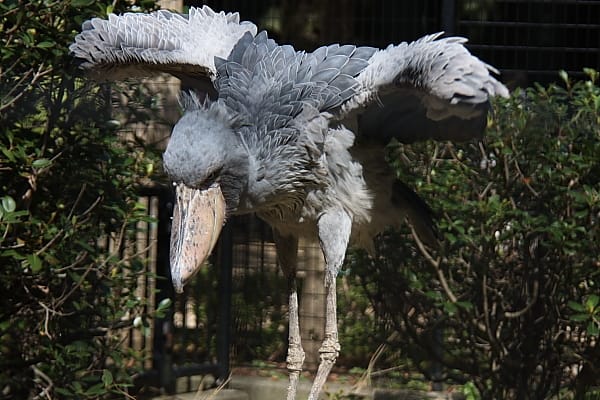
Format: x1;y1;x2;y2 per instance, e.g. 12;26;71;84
247;124;373;235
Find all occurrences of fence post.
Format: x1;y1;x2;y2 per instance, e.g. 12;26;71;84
216;222;233;384
435;1;455;390
441;0;456;35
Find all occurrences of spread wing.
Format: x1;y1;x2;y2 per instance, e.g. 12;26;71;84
337;33;510;144
69;6;257;95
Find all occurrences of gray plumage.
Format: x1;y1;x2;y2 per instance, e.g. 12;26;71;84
71;6;509;400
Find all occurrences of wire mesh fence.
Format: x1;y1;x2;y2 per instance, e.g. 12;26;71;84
195;0;600;86
454;0;600;85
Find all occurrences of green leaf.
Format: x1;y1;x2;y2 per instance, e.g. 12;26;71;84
157;297;172;311
2;249;24;260
558;70;569;86
585;295;599;311
24;254;43;273
0;320;11;332
36;41;55;48
84;382;105;396
424;290;442;301
4;210;28;222
568;300;586;312
587;321;599;337
569;314;590;322
1;196;16;213
70;0;95;6
54;387;73;396
102;369;113;387
72;381;83;393
32;158;52;168
457;301;474;310
146;161;154;175
443;301;458;316
156;297;172;318
2;148;16;163
583;67;599;83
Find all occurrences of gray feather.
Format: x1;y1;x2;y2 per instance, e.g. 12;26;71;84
311;68;341;84
338;33;509;143
316;54;352;71
70;5;257;86
340;58;371;77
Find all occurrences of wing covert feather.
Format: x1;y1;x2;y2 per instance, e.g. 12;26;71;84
70;6;257;89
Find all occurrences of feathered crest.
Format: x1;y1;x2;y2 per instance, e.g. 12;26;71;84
178;91;243;129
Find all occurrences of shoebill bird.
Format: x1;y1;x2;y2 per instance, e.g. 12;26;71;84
71;6;508;400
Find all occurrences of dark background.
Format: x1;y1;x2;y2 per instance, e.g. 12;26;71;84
190;0;600;88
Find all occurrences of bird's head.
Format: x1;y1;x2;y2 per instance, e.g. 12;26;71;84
163;100;247;293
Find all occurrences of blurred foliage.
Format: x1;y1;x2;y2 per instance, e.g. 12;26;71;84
0;0;164;398
350;70;600;399
337;274;380;367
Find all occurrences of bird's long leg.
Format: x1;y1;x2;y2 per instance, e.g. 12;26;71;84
308;209;352;400
273;230;304;400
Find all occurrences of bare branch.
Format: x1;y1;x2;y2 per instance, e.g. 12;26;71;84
0;64;53;113
504;279;539;318
513;159;540;197
410;225;457;303
31;365;53;400
482;274;498;349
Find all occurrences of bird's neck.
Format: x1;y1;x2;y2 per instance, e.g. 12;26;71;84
219;142;251;215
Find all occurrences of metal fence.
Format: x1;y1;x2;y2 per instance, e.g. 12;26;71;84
453;0;600;85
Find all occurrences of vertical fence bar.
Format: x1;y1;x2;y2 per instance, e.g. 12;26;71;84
439;2;456;389
216;222;233;384
153;187;176;394
441;0;456;35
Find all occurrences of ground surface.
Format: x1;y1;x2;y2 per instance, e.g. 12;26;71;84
145;366;466;400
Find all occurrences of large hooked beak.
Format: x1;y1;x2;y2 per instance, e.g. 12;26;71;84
170;183;226;293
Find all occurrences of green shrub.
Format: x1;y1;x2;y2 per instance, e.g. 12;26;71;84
352;70;600;399
0;1;161;398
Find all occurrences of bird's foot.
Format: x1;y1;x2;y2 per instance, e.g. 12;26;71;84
307;336;340;400
286;342;306;372
318;336;340;363
285;342;305;400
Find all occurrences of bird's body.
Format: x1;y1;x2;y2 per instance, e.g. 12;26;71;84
71;7;508;399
